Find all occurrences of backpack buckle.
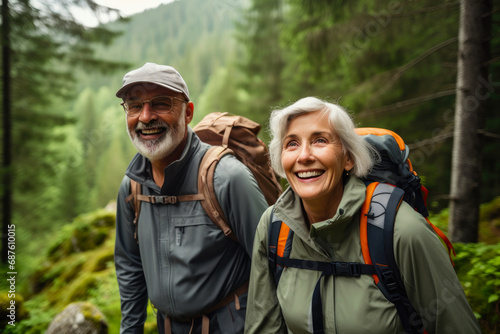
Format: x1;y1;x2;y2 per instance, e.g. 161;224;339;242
165;196;177;204
332;262;361;277
381;270;402;301
153;196;177;204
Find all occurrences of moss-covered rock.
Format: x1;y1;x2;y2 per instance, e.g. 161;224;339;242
90;248;115;272
59;273;99;306
29;256;88;295
47;210;115;261
46;302;108;334
28;262;53;294
12;208;121;333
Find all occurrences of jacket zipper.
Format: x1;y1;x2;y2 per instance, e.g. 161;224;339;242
176;226;184;246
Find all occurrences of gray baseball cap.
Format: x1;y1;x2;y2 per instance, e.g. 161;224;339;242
115;62;190;101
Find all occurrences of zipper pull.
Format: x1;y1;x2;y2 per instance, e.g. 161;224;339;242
176;227;184;246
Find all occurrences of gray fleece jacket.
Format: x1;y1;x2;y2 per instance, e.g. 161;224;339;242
115;127;268;333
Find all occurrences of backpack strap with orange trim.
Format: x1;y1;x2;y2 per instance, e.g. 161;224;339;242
360;182;426;334
267;217;294;284
356;127;455;262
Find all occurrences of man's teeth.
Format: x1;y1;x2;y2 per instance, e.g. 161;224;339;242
297;171;323;179
141;128;162;135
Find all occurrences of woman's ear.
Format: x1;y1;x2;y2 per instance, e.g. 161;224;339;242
344;154;354;173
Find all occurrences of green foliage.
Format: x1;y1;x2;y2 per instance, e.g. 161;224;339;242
427;207;450;233
10;0;247;264
429;197;500;244
234;0;286;131
46;210;115;261
90;116;135;208
453;242;500;332
5;208;159;334
86;268;159;334
428;197;500;331
5;0;129;272
479;197;500;244
81;0;244;99
62;273;99;305
53;125;90;222
2;298;55;334
233;0;500;212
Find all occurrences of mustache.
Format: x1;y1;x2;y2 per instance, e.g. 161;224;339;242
135;119;170;131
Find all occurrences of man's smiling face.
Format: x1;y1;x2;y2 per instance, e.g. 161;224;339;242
125;85;190;162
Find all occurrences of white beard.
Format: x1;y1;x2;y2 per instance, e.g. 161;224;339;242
127;108;186;162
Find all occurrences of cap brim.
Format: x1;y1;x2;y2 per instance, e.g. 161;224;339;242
115;81;184;99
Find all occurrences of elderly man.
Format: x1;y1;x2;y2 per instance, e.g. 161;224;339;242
114;62;268;334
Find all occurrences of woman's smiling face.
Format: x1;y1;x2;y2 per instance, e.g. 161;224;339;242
281;109;353;207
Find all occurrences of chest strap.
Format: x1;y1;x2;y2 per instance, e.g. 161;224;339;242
133;193;205;204
276;257;376;277
277;256;376;334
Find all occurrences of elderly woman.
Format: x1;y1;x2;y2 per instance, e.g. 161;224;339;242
244;97;479;334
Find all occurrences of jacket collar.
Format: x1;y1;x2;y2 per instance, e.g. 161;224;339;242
125;127;201;194
273;176;367;244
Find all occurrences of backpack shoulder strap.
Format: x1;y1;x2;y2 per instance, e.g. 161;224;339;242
360;182;426;334
269;207;375;334
125;147;238;243
125;179;142;243
267;209;294;286
197;145;237;241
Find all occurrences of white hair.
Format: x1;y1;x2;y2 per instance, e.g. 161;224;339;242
268;97;376;178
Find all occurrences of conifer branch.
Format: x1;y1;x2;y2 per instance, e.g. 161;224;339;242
359;89;456;116
363;38;458;105
378;2;460;18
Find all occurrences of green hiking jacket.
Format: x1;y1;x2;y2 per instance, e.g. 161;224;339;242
245;177;480;334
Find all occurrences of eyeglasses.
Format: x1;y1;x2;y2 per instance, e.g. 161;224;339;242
121;96;186;116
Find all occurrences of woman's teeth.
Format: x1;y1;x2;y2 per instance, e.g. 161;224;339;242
297;171;323;179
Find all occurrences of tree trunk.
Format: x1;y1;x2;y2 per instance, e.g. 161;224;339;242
449;0;492;243
2;0;11;264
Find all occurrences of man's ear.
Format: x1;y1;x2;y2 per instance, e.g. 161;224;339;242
185;102;194;125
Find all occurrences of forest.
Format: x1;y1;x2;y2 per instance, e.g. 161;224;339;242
0;0;499;332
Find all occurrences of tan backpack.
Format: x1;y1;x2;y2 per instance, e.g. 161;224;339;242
126;112;282;242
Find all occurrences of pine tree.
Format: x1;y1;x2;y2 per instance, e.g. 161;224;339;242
449;0;493;243
1;0;128;262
